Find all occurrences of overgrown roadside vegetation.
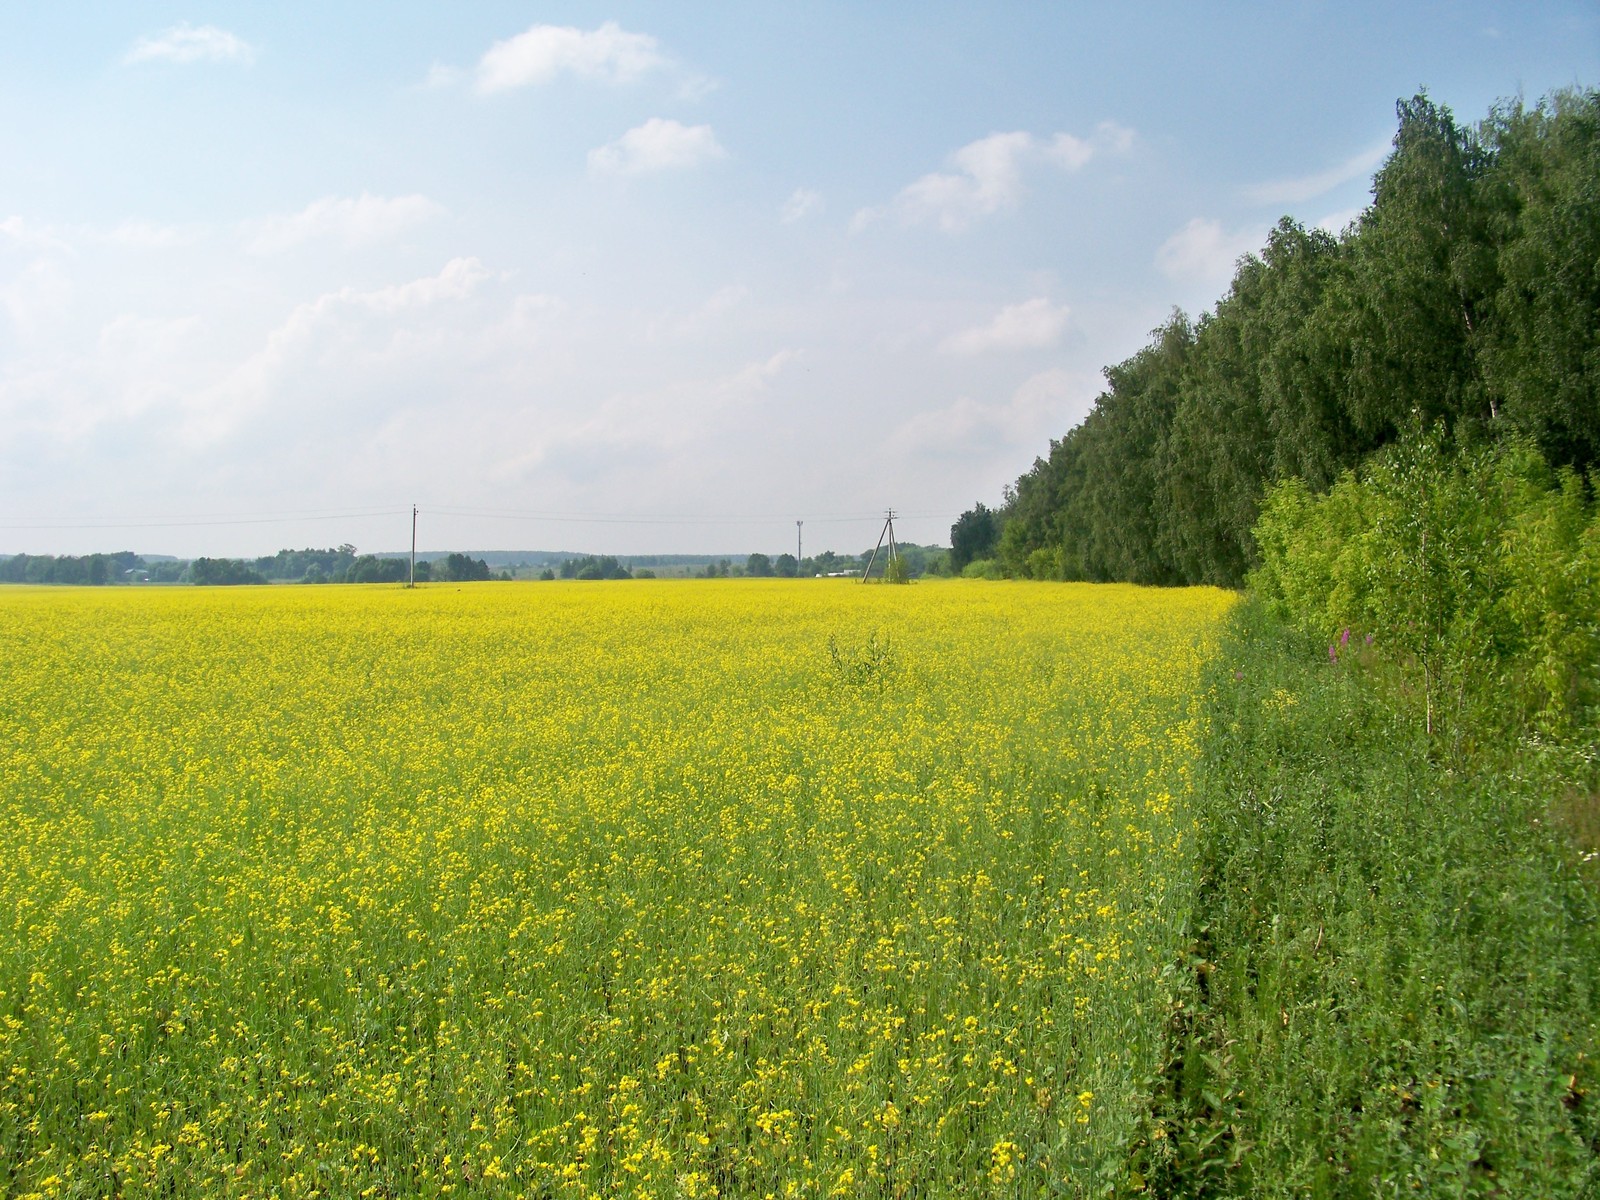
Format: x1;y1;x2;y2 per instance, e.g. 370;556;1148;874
1145;437;1600;1195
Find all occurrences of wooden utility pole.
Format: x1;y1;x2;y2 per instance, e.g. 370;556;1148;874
409;505;417;588
796;520;803;574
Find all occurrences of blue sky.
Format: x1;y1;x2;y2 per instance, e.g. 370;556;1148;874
1;2;1594;558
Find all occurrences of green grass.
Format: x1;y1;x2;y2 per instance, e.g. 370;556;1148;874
1147;599;1600;1196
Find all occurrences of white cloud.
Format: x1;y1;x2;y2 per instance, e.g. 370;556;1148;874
245;193;443;254
0;257;74;338
889;368;1093;458
184;258;494;447
781;188;824;224
1043;132;1095;170
943;298;1070;355
423;63;464;90
1243;141;1390;206
476;21;666;92
882;131;1034;231
650;285;751;342
675;74;720;103
1315;205;1366;236
588;119;725;176
307;256;493;318
101;220;192;250
0;216;71;254
3;215;201;254
860;122;1134;232
1091;120;1136;155
92;314;204;419
487;348;799;485
1156;218;1265;286
125;23;254;66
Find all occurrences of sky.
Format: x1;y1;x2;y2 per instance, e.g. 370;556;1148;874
1;2;1595;559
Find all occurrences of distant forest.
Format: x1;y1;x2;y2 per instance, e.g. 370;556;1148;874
0;547;500;587
0;542;949;586
952;89;1599;586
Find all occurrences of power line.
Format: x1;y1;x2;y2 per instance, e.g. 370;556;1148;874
424;505;953;526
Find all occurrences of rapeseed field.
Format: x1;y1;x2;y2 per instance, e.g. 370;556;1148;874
0;579;1231;1198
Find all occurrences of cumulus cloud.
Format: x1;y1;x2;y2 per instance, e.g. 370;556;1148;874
125;23;254;66
184;258;494;447
781;188;824;224
650;285;751;342
889;368;1093;458
0;257;74;338
0;216;71;254
101;220;193;250
943;298;1070;355
588;119;725;176
873;131;1034;231
1156;218;1265;286
91;314;204;419
858;121;1134;232
300;256;492;319
245;193;443;254
3;215;202;254
487;348;799;486
476;20;666;91
1243;141;1389;206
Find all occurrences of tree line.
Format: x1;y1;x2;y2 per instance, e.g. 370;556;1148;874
543;544;949;580
0;547;500;586
953;88;1598;586
1;543;954;586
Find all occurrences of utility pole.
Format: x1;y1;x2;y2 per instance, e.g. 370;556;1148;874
409;505;417;588
796;520;803;574
860;509;898;581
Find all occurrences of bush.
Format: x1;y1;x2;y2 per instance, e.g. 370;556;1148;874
1024;545;1063;580
1251;434;1599;740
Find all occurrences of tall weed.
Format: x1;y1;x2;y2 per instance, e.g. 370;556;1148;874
1149;601;1600;1196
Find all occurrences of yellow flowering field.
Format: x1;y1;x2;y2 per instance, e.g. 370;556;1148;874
0;579;1232;1198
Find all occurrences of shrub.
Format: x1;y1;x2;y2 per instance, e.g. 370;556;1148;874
1251;433;1599;740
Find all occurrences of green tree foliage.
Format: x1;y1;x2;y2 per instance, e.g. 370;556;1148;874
341;555;409;584
560;555;632;580
746;552;773;577
189;557;269;586
0;552;143;585
1251;434;1599;740
948;503;1001;572
254;546;358;583
1481;89;1600;467
991;87;1598;588
1340;94;1498;441
434;553;493;583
